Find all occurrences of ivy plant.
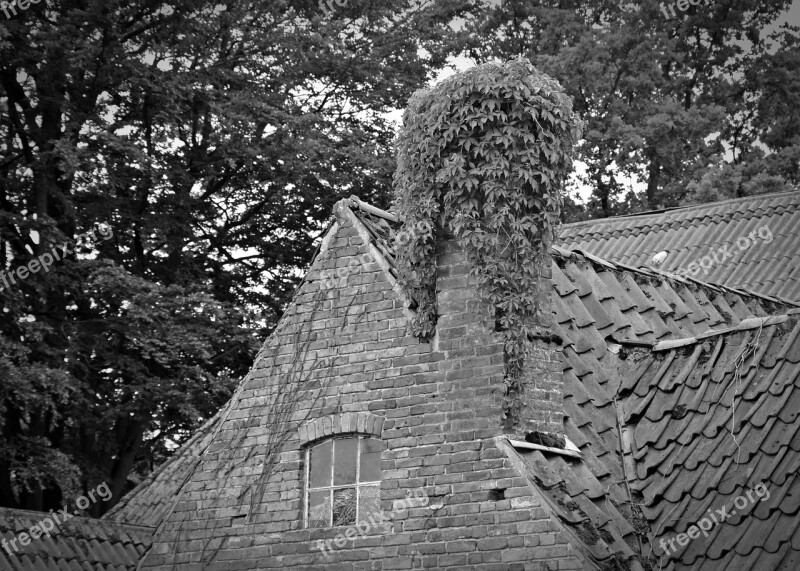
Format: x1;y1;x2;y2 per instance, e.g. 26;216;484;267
392;58;582;423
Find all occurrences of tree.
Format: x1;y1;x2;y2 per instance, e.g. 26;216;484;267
459;0;798;218
0;0;457;514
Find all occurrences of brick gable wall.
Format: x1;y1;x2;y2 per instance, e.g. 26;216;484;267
138;204;587;570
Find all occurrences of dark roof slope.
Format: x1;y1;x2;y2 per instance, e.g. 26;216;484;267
0;507;152;570
528;247;798;570
104;409;224;528
557;191;800;302
622;310;800;570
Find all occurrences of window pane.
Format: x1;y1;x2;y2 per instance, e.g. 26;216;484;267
333;438;358;486
310;440;332;488
332;487;357;526
358;485;381;524
359;438;382;482
307;490;330;528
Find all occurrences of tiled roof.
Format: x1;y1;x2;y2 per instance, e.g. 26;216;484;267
557;191;800;302
512;443;643;570
622;310;800;570
531;249;798;570
104;409;224;528
0;507;152;570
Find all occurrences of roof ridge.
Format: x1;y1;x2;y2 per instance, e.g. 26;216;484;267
560;189;800;231
550;246;800;309
345;198;800;309
347;195;399;222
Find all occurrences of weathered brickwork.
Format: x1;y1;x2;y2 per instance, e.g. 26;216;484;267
517;339;564;438
299;412;385;446
139;203;585;570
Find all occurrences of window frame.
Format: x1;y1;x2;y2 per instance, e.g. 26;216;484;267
303;434;381;528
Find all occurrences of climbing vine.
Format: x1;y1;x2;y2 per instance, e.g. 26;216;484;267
392;58;582;422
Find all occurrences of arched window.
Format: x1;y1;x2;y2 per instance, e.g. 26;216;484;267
305;435;382;527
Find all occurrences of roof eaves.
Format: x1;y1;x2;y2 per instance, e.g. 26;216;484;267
599;255;800;310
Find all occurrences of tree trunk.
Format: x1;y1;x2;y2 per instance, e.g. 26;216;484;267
646;156;661;209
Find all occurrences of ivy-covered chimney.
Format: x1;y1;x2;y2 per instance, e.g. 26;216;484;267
391;58;582;441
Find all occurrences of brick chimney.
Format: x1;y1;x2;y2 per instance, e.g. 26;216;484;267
431;228;564;444
517;256;564;443
392;59;577;447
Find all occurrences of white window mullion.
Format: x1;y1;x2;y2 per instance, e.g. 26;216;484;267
355;436;362;522
329;439;335;526
304;448;309;528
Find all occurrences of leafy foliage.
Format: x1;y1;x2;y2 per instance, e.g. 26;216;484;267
0;0;458;513
461;0;799;217
392;58;581;420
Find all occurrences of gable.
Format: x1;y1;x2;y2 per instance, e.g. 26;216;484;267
104;409;224;528
130;199;596;569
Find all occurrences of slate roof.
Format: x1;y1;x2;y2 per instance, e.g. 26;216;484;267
0;507;152;570
557;190;800;302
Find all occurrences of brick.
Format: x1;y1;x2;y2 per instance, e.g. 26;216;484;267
445;540;477;552
477;537;508;550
